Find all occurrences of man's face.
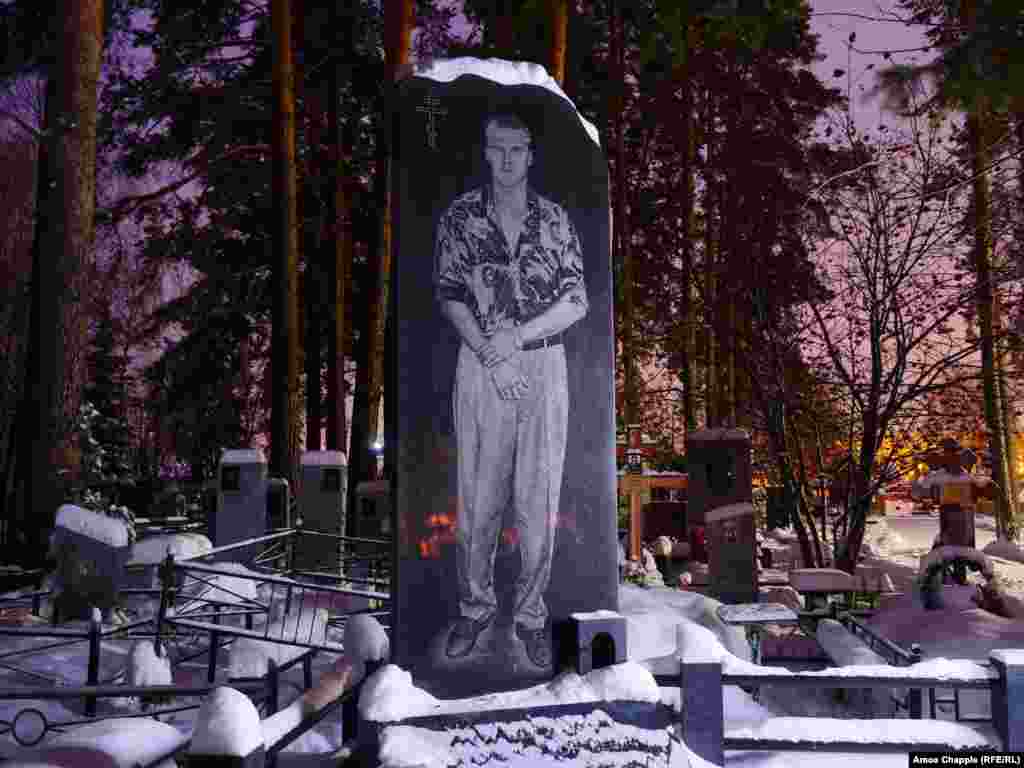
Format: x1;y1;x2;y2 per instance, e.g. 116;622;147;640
484;123;533;191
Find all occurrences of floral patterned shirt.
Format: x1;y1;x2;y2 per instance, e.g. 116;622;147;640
435;185;587;337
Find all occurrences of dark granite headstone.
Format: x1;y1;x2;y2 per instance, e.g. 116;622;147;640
295;450;347;572
686;429;756;604
391;59;616;697
52;505;132;620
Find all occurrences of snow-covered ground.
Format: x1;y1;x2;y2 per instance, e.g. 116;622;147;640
2;509;1023;766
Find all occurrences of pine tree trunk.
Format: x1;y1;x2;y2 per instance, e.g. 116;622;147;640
17;1;104;563
968;107;1012;539
676;25;697;435
1017;103;1024;291
270;0;302;484
348;0;411;514
702;85;718;429
10;76;54;556
610;2;637;428
297;0;323;452
547;0;568;86
325;5;353;454
995;292;1019;538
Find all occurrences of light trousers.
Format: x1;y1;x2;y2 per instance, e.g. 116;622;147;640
453;342;568;631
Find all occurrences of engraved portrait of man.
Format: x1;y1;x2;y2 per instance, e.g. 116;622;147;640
433;112;589;670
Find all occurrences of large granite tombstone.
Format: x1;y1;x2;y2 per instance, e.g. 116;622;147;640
391;58;616;697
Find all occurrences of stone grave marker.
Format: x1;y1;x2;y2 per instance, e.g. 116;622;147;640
391;58;616;697
212;449;269;550
686;429;756;604
51;504;132;621
295;450;347;573
211;448;290;562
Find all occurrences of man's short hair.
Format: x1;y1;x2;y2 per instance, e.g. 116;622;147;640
483;113;533;148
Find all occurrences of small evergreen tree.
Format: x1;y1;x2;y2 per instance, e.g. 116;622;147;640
82;311;133;483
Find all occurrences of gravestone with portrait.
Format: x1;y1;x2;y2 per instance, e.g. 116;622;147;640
686;428;757;604
390;58;616;698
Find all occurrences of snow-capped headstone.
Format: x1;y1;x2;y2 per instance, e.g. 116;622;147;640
51;505;132;621
391;58;615;697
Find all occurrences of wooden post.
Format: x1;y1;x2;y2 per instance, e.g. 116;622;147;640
630;489;642;562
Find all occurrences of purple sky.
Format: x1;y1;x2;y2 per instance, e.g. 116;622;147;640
807;0;930;130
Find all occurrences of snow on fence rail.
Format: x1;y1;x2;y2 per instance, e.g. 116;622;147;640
652;649;1022;765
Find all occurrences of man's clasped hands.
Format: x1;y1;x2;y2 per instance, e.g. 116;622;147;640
477;327;530;400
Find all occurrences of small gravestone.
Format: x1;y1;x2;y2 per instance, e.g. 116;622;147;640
213;449;268;549
686;429;756;604
51;504;131;621
212;449;291;563
295;450;347;573
392;58;615;697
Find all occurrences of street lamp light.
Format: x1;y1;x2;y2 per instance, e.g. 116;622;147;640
371;439;384;479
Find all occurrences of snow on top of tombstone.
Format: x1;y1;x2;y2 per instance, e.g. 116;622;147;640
359;664;442;722
220;448;265;464
413;57;600;148
344;614;390;664
687;427;750;441
570;609;622;621
300;450;347;466
190;686;263;756
705;502;754;523
55;505;129;548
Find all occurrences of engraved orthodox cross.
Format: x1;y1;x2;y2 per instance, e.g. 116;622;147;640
416;95;447;150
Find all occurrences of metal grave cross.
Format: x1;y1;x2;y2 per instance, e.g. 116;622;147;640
416;95;447;150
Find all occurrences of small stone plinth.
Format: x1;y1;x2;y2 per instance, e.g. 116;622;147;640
564;610;627;675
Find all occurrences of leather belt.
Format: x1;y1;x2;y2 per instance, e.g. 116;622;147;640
522;332;563;351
